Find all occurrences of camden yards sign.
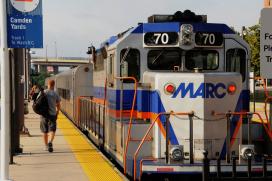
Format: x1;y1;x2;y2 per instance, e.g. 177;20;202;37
6;0;43;48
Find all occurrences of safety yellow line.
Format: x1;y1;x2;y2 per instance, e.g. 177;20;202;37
57;113;124;181
252;118;268;124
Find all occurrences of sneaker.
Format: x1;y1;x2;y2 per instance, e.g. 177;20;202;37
44;145;48;151
48;142;53;153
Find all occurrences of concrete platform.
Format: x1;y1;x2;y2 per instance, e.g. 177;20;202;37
10;104;124;181
9;106;89;181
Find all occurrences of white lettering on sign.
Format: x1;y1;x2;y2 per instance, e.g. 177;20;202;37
11;24;26;30
10;18;32;24
10;35;34;46
10;35;35;46
9;17;33;30
260;8;272;78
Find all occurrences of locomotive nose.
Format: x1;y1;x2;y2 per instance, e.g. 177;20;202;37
144;72;242;160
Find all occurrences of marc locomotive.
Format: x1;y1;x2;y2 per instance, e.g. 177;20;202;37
46;10;272;180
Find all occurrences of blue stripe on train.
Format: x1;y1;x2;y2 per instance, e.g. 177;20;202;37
94;87;179;145
99;23;234;49
94;87;161;112
132;23;235;34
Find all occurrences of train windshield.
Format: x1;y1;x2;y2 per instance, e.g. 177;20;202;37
148;49;219;71
148;50;181;70
185;50;219;70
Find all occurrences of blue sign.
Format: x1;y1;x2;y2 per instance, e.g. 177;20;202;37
6;0;43;48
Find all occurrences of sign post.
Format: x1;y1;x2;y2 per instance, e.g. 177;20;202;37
0;0;43;180
260;8;272;78
0;0;12;180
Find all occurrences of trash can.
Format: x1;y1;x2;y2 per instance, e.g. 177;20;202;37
24;100;29;114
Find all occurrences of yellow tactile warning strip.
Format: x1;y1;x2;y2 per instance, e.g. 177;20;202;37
250;104;269;123
57;113;124;181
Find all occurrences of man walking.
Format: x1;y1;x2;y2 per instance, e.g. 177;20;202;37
40;80;61;152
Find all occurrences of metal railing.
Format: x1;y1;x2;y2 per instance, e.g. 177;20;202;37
114;76;138;175
251;76;272;130
77;76;138;174
202;151;272;181
135;110;272;180
77;97;106;145
133;111;194;181
214;111;272;148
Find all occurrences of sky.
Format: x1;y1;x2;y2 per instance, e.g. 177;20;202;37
34;0;264;58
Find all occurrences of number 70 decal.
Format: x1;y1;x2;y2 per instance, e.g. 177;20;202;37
154;33;170;45
202;33;216;45
144;32;179;47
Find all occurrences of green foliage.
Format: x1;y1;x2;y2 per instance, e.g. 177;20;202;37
243;24;260;76
31;71;51;87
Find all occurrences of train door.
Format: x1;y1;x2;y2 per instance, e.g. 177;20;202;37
106;52;117;152
224;38;249;89
225;38;251;146
119;48;141;158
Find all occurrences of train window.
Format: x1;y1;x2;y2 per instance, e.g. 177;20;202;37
107;54;114;87
226;49;246;81
120;49;140;82
185;50;219;70
148;50;181;70
57;88;62;97
57;88;70;101
65;89;70;100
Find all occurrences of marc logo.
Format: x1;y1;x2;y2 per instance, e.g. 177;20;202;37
172;82;227;99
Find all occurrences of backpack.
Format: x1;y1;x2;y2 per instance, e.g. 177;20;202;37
32;90;49;118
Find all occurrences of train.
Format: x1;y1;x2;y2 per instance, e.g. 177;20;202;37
46;10;272;180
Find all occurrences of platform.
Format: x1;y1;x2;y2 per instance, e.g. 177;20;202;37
251;102;271;123
10;104;125;181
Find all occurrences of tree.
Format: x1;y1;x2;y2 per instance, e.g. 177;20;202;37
31;71;51;87
243;24;260;76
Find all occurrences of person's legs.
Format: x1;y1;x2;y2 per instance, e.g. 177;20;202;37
43;133;48;145
48;115;57;152
49;131;55;143
40;116;49;150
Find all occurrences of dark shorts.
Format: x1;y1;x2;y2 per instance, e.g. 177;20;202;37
40;115;57;133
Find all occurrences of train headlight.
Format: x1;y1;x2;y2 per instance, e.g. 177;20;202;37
170;145;184;161
227;83;236;95
240;145;255;160
164;83;176;95
181;24;193;45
